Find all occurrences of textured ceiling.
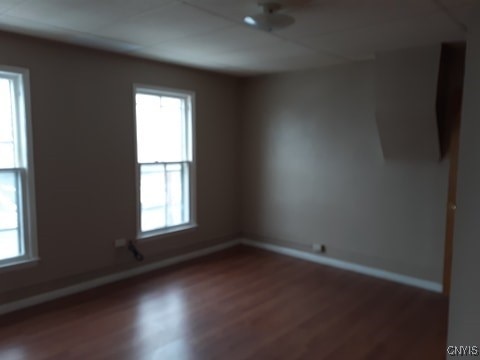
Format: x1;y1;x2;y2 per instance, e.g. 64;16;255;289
0;0;475;75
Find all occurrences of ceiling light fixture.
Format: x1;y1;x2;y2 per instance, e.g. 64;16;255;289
243;2;295;32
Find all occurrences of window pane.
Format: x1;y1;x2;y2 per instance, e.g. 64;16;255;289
166;163;183;227
0;79;14;143
160;96;182;109
136;93;185;163
0;78;16;169
0;171;20;260
0;229;20;260
0;171;19;230
140;164;166;232
159;104;183;162
136;94;161;163
0;142;15;168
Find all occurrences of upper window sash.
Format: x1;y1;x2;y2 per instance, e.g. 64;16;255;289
0;70;29;170
134;88;193;164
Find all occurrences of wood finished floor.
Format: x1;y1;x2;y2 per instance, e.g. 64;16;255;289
0;246;448;360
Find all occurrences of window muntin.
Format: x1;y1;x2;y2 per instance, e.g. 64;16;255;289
135;86;194;236
0;67;37;267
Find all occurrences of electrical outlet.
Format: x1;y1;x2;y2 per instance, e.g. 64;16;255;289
312;244;327;253
114;238;127;248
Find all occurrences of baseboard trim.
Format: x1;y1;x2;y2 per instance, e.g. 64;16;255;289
240;238;443;293
0;239;241;316
0;237;443;316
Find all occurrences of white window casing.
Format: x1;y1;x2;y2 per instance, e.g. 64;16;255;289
133;85;196;240
0;66;38;270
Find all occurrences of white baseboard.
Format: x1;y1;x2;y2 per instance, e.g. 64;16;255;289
240;238;443;293
0;239;241;316
0;237;443;316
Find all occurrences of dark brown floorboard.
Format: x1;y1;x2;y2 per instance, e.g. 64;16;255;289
0;246;448;360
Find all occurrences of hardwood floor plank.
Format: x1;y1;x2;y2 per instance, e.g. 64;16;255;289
0;246;448;360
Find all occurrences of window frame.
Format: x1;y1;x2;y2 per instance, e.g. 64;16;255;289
133;84;197;240
0;65;38;270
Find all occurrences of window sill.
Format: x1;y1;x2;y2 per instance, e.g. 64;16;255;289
137;223;198;242
0;257;40;273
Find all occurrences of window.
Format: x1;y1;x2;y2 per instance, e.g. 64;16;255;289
134;85;195;237
0;66;37;268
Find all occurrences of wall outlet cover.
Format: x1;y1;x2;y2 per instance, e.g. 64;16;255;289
114;238;127;248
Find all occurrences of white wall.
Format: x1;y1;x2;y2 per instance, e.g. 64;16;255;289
241;61;449;282
448;6;480;344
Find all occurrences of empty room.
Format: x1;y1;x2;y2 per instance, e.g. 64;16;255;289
0;0;479;359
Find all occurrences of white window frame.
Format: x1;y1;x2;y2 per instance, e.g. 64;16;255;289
0;65;38;270
133;84;197;240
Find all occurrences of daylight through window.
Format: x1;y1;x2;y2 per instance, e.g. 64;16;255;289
135;86;195;236
0;67;36;266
